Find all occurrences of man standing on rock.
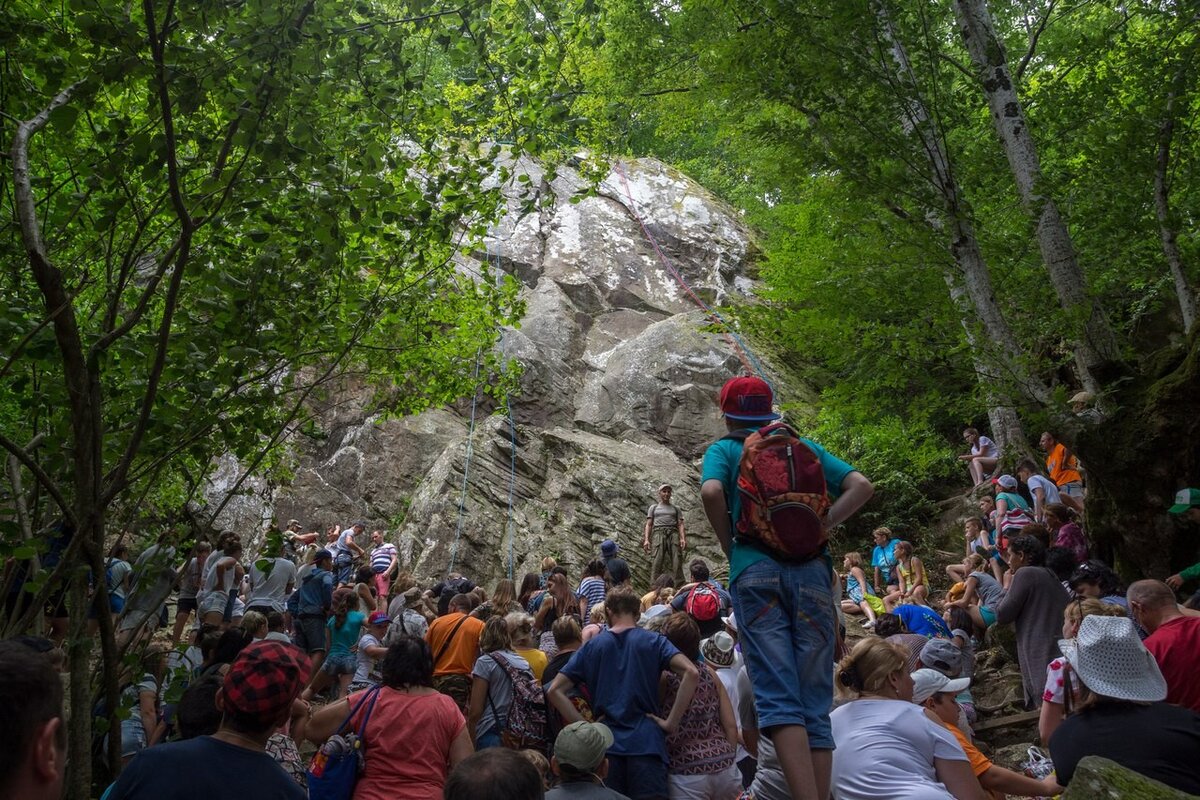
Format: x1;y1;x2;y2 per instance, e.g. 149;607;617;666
642;484;686;585
700;375;873;800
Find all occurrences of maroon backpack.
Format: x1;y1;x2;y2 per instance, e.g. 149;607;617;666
726;423;832;561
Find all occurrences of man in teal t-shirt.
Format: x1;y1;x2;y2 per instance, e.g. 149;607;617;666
700;375;873;800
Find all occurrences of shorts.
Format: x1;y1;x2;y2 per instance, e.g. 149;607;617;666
245;604;278;617
1058;481;1084;497
199;592;245;620
321;653;356;676
294;615;328;654
668;765;742;800
607;754;669;800
176;597;198;614
979;605;997;627
432;673;472;714
732;556;835;749
373;572;390;598
104;718;146;765
108;594;126;614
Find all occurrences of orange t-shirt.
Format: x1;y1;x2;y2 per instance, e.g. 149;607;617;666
425;612;484;676
937;717;991;777
1045;443;1082;487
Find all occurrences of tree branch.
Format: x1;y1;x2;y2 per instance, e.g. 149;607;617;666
1016;0;1055;82
0;432;72;524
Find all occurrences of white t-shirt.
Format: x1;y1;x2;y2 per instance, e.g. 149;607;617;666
247;557;298;612
354;633;383;684
830;699;967;800
1025;474;1061;507
971;436;999;460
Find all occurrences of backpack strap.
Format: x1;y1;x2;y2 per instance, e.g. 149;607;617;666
433;614;471;665
720;429;752;442
336;684;382;737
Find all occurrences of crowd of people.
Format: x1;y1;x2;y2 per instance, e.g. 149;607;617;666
5;376;1200;800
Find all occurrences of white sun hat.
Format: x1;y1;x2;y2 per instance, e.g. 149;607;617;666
1058;615;1167;703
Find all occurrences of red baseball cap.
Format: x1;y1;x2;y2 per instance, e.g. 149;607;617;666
718;376;780;422
222;641;310;725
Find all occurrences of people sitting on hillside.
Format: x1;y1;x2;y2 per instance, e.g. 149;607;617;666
885;540;929;608
1043;503;1088;562
947;518;1003;585
946;554;1006;635
1038;431;1085;514
1015;459;1061;523
1069;561;1128;610
959;427;1000;488
992;475;1035;545
1048;616;1200;795
870;526;902;598
840;552;884;628
873;613;936;673
830;638;980;800
640;573;676;612
1037;598;1127;743
669;558;731;637
911;668;1062;797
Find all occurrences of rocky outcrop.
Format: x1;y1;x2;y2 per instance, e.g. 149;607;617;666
203;155;787;587
1060;757;1195;799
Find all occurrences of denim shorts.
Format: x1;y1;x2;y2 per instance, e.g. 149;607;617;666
322;653;356;676
1059;481;1084;497
732;556;835;749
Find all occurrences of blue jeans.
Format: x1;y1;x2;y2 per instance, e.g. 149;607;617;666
334;554;353;585
475;729;502;750
732;556;835;749
607;754;669;800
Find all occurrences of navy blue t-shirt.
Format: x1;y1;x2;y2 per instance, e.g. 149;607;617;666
561;627;680;761
895;604;952;639
108;735;305;799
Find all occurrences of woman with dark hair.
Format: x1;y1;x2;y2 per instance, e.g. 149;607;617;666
995;535;1070;708
308;636;472;800
1044;503;1088;563
518;572;543;614
576;559;608;622
640;572;676;612
1069;561;1127;609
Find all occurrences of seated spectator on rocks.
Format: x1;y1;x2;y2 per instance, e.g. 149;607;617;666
263;611;291;643
995;534;1070;709
670;558;732;637
912;668;1061;798
444;747;545;800
1044;547;1077;594
893;603;952;639
1016;459;1061;522
0;642;66;800
1048;616;1200;795
547;588;698;800
874;613;932;673
507;611;548;680
946;554;1006;634
546;721;629;799
831;638;982;800
886;540;929;608
1069;561;1128;610
948;518;1003;585
657;613;740;799
870;526;902;597
1018;523;1051;549
992;475;1035;543
1043;503;1088;563
1129;579;1200;713
108;641;309;799
959;427;999;488
641;573;676;613
1037;598;1127;744
469;616;533;749
176;675;223;739
308;636;471;800
841;551;884;628
918;638;973;733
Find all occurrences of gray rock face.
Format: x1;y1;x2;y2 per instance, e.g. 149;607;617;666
1060;756;1195;799
202;155;784;587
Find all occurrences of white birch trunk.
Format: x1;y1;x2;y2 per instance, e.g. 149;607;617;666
872;0;1050;409
953;0;1121;393
1155;77;1198;332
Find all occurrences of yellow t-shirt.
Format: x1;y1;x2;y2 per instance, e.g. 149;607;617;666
516;647;548;681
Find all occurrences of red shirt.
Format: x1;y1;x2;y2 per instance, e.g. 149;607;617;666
1145;615;1200;713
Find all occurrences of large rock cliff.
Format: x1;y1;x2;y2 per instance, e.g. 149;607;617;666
203;155;790;587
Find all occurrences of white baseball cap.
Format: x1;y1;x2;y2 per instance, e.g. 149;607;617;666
911;668;970;704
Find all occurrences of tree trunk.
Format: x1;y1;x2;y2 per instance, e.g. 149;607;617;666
1075;326;1200;577
1154;72;1198;332
953;0;1122;394
872;0;1050;416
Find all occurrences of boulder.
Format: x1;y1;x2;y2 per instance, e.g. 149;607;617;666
200;155;801;585
1060;756;1195;799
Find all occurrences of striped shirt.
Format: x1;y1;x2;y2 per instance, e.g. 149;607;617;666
370;543;397;573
